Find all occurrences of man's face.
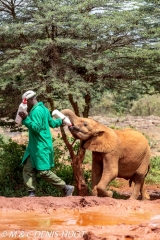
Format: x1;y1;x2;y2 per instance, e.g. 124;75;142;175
27;97;34;111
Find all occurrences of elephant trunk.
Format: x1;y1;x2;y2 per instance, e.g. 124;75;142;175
61;109;78;123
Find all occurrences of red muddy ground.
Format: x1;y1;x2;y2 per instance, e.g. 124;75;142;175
1;194;160;240
1;116;160;240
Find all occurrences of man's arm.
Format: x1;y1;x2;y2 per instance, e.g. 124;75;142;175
48;111;62;128
21;110;44;133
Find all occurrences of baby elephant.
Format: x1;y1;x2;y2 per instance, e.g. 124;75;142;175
61;109;151;200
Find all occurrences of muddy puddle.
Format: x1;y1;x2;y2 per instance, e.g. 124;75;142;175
0;208;154;229
0;196;160;240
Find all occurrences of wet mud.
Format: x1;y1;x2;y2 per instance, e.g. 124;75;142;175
1;196;160;240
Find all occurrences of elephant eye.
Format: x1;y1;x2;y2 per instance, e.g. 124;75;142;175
84;122;88;127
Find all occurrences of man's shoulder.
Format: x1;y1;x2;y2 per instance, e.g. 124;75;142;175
33;102;49;114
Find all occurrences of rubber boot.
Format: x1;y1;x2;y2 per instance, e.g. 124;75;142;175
63;185;74;196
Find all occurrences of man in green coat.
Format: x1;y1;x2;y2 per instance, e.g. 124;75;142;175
19;90;74;197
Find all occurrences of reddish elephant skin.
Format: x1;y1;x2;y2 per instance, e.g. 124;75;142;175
61;109;151;200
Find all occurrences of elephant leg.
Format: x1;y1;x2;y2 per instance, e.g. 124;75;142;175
140;163;150;200
96;155;118;197
140;179;150;200
129;174;146;200
130;161;150;200
91;153;103;196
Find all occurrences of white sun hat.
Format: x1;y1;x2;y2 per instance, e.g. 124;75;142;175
22;90;36;100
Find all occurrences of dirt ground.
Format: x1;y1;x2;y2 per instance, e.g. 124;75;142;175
1;115;160;240
1;196;160;240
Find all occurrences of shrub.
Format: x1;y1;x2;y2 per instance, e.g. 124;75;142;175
146;156;160;184
142;132;158;149
0;135;26;196
130;95;160;116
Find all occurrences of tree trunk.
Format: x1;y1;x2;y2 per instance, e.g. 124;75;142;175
60;127;89;196
72;147;89;196
83;92;91;117
61;92;91;195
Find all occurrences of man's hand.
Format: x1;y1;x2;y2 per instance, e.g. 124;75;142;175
19;111;28;120
62;118;66;126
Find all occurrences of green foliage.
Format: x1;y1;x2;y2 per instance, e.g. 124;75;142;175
0;84;22;119
90;91;116;116
112;191;127;200
146;156;160;184
83;150;92;164
109;179;122;188
131;95;160;116
142;132;158;149
90;88;141;116
0;0;160;118
109;125;121;130
0;135;26;196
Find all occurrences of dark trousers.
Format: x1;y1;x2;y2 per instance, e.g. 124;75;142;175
23;157;65;191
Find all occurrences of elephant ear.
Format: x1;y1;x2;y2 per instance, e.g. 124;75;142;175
83;129;118;153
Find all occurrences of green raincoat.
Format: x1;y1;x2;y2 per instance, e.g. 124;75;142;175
21;102;62;170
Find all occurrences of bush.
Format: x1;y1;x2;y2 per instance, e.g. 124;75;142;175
0;135;26;196
146;156;160;184
130;94;160;116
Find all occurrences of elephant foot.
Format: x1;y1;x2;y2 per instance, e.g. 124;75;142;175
129;196;137;200
97;187;113;198
129;194;139;200
92;186;98;196
106;190;113;198
92;189;98;196
142;192;150;200
129;192;150;200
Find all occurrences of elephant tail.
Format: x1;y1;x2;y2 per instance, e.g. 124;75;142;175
129;164;150;187
129;177;134;187
145;164;150;177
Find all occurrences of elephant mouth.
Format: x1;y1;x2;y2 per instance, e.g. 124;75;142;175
69;125;80;132
68;125;87;136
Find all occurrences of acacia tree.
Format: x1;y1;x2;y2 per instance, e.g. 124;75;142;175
0;0;160;195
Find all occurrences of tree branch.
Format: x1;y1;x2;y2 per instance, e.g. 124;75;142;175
68;94;80;116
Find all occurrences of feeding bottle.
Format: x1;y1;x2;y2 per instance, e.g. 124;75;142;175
52;109;72;126
15;98;27;124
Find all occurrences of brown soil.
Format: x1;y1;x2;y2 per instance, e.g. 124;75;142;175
1;196;160;240
1;115;160;240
